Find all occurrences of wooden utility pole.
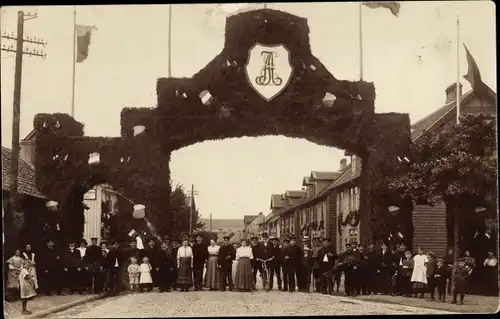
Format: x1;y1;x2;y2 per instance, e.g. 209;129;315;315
209;213;212;232
186;184;198;234
1;11;46;216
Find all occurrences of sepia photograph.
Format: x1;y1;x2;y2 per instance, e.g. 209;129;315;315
1;1;498;317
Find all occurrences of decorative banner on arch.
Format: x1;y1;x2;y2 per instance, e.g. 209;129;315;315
245;43;293;102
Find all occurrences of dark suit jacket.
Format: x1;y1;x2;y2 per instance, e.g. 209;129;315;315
63;249;82;269
143;246;158;266
317;246;337;268
156;248;176;270
272;245;282;265
84;245;102;265
40;247;61;271
379;250;394;271
281;246;299;267
256;242;275;261
105;248;122;269
218;244;236;269
192;242;208;266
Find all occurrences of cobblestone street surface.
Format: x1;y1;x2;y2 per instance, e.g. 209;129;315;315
52;291;455;317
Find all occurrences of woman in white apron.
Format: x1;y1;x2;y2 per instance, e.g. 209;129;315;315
22;244;39;290
410;247;428;298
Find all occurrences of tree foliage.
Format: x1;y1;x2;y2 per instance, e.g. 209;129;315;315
167;183;205;239
390;113;497;209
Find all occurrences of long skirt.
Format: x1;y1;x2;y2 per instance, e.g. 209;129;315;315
177;257;193;289
235;257;253;291
232;261;238;283
204;256;220;289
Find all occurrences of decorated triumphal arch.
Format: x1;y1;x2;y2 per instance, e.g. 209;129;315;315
34;9;411;244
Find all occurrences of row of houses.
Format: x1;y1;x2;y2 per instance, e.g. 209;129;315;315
258;83;497;256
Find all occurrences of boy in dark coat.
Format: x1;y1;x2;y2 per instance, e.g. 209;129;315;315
432;258;448;302
451;258;471;305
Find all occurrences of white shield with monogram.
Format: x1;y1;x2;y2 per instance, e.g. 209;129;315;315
245;43;293;102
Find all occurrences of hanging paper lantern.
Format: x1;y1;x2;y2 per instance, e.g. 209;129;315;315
46;200;58;212
55;120;61;129
88;152;100;166
133;125;146;137
133;204;146;219
322;92;337;108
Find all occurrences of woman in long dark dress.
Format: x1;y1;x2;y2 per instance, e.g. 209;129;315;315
176;239;193;292
234;239;254;292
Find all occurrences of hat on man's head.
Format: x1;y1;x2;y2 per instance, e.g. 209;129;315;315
283;238;290;243
261;233;269;239
345;242;352;247
457;257;466;262
437;258;444;263
45;238;55;243
270;236;277;241
251;236;258;240
223;236;230;240
302;236;309;240
90;237;98;241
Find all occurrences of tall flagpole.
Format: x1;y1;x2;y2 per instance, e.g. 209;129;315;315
168;4;172;77
456;14;460;124
71;7;76;117
359;2;364;81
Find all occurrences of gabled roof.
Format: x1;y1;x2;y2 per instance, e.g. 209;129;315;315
324;164;360;192
310;171;341;181
21;129;36;142
284;190;306;198
411;87;496;141
2;146;45;198
243;215;258;224
270;194;284;209
302;176;313;186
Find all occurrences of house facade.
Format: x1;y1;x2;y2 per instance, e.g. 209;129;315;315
406;83;497;257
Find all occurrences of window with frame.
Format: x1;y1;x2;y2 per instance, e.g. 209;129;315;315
354;186;359;210
348;228;358;244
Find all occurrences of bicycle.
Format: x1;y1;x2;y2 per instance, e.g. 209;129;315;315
257;257;274;292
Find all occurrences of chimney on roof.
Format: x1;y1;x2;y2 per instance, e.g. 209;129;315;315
445;82;463;105
340;158;347;170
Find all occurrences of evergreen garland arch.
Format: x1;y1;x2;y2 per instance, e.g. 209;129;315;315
34;9;411;244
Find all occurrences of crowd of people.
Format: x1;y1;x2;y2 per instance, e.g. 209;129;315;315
5;233;498;314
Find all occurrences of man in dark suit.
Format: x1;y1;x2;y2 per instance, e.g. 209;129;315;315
366;244;379;294
377;242;394;295
270;237;283;291
256;233;275;290
218;236;236;291
290;237;304;291
84;237;102;294
156;241;176;292
40;239;63;295
250;236;260;290
63;241;83;294
317;238;337;294
105;241;122;295
281;238;298;292
192;234;207;291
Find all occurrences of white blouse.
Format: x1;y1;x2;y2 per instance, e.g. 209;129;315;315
177;246;193;258
77;247;86;258
236;246;254;260
208;245;220;256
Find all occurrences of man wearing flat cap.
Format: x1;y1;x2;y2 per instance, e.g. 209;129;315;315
280;238;298;292
62;241;84;294
218;235;236;291
84;237;102;294
192;234;208;291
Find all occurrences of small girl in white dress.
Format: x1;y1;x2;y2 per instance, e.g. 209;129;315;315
19;261;37;315
139;256;153;292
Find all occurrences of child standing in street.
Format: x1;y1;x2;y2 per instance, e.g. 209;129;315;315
451;258;471;305
433;259;448;302
139;256;153;292
127;257;140;292
399;250;414;297
19;260;37;315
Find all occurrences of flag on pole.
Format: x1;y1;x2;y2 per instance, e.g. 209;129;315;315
76;25;97;63
462;44;489;99
363;2;401;17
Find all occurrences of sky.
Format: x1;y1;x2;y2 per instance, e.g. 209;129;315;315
1;2;496;220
